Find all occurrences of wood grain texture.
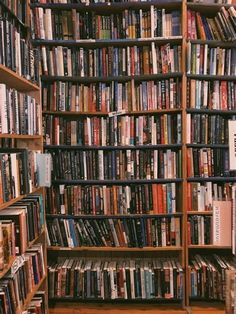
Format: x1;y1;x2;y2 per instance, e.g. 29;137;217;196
49;304;187;314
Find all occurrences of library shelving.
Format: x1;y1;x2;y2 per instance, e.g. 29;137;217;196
29;0;236;313
0;0;47;313
185;0;236;312
30;0;186;310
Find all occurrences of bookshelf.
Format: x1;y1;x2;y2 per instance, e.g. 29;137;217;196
185;0;236;312
29;0;236;313
0;1;47;313
30;0;186;309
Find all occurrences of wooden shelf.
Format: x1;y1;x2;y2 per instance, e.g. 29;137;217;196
43;108;182;116
46;213;183;219
0;65;39;92
188;245;231;249
187;73;236;81
0;134;42;139
186;108;236;115
48;246;183;252
32;37;183;48
187;2;236;11
49;304;186;314
45;144;183;150
48;297;182;304
30;0;182;10
0;187;43;211
189;39;236;47
41;72;183;83
53;178;184;185
0;256;17;280
187;211;213;215
17;275;47;314
187;177;236;182
186;144;228;148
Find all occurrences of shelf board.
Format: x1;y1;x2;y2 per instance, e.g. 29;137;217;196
17;274;47;314
187;73;236;81
186;108;236;115
187;177;236;183
187;211;213;215
53;178;183;185
0;187;43;211
28;228;46;248
47;246;183;252
41;72;183;83
187;2;236;11
43;108;183;116
186;144;228;148
0;65;39;92
0;0;27;28
0;256;17;280
188;39;236;47
48;297;182;304
32;37;183;48
0;134;42;140
30;0;182;11
46;213;183;219
188;245;231;249
44;144;182;150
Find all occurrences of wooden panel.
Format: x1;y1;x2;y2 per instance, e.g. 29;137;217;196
49;304;187;314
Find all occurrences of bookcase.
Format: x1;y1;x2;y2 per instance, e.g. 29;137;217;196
29;0;236;313
185;0;236;312
0;0;48;313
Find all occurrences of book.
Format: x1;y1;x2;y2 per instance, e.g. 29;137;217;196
213;200;232;246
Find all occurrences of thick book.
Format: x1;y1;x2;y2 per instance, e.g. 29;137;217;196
213;200;232;246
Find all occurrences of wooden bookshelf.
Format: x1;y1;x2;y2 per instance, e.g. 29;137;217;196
29;0;236;312
0;1;47;312
0;64;39;92
47;246;183;252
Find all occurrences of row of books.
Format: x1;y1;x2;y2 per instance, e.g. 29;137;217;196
48;257;184;300
47;216;181;248
46;183;178;215
39;43;182;77
42;78;182;112
31;7;181;40
187;182;236;212
44;114;182;146
225;270;236;314
0;150;41;204
0;194;44;259
0;9;39;82
187;7;236;41
0;0;26;23
186;114;232;144
189;254;236;300
187;79;236;110
187;215;212;245
187;43;236;76
0;83;41;135
188;200;231;246
23;291;47;314
50;149;182;180
0;244;45;314
187;147;233;178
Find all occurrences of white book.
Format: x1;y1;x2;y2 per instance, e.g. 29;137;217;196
38;7;45;39
44;9;53;40
0;84;8;134
213;200;232;246
229;120;236;170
